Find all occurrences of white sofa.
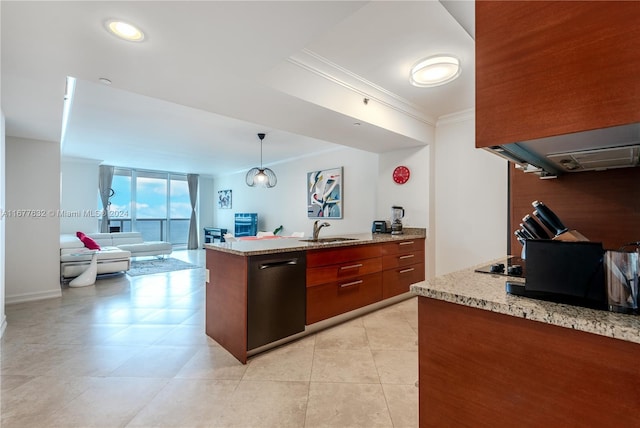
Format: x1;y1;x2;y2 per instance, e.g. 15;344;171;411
88;232;173;258
60;235;131;279
60;232;173;279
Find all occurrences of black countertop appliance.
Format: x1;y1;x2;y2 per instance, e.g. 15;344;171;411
506;240;607;311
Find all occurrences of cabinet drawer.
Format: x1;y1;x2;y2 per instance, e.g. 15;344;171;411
307;244;380;267
382;250;424;270
307;257;382;287
382;263;425;299
306;273;382;324
381;238;425;255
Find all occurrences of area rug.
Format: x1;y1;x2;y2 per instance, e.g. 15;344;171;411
127;258;201;277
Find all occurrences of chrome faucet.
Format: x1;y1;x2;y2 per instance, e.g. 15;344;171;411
313;220;330;240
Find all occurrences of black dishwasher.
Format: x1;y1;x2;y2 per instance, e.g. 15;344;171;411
247;251;306;350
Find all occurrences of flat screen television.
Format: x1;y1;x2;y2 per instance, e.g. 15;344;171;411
234;213;258;237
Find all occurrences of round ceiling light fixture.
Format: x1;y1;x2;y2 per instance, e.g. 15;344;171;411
104;19;145;42
409;55;461;87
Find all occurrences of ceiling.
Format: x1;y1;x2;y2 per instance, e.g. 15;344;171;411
1;1;475;176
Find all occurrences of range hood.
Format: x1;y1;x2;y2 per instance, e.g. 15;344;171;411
485;122;640;178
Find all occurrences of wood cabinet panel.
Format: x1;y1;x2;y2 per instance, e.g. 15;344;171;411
306;244;380;267
382;251;424;270
306;273;382;325
307;257;382;287
418;297;640;427
382;263;425;299
509;164;640;253
205;249;248;364
476;1;640;148
380;239;424;255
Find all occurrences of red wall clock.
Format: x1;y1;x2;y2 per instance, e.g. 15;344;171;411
392;165;411;184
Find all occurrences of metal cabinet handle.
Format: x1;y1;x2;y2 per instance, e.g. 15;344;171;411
340;263;363;270
340;279;363;288
399;241;415;246
259;259;298;269
399;254;415;260
399;268;415;274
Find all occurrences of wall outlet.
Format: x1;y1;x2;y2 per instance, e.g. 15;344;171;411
205;269;210;283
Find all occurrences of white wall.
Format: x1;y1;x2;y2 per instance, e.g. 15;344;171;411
376;146;429;228
212;147;380;237
434;112;508;276
5;137;61;303
0;111;6;336
60;158;101;234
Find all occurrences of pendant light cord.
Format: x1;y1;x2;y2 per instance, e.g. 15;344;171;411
258;133;266;169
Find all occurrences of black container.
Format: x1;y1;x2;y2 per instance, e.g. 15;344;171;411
507;240;607;310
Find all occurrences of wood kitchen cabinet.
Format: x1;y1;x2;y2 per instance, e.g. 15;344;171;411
476;1;640;148
306;239;426;324
206;233;426;363
419;296;640;427
381;238;425;299
306;244;382;324
205;249;248;363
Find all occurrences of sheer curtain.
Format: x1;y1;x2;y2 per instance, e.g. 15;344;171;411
187;174;199;249
98;165;114;233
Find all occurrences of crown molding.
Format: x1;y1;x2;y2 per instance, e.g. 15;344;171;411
288;49;436;127
436;108;475;126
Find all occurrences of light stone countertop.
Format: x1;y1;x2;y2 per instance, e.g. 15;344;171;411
204;228;426;256
410;262;640;345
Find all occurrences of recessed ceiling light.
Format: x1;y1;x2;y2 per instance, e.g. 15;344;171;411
104;19;145;42
410;55;461;87
98;77;112;85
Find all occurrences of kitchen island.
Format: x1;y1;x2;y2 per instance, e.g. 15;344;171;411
411;265;640;427
205;230;426;363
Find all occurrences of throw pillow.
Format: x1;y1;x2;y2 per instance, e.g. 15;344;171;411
80;235;101;250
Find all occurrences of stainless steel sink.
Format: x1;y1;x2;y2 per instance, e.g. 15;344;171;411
300;237;358;243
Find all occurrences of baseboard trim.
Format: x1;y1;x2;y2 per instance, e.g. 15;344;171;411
6;289;62;305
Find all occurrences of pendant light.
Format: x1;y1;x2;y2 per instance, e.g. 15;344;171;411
246;133;277;188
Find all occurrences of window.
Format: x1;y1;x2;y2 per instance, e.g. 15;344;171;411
136;171;168;241
108;169;132;232
169;175;191;244
100;168;194;246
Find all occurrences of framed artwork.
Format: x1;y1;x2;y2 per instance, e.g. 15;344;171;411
307;167;342;218
218;189;232;209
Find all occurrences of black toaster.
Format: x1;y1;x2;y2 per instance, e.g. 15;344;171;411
372;220;390;233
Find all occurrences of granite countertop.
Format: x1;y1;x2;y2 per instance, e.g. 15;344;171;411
204;228;426;256
410;261;640;345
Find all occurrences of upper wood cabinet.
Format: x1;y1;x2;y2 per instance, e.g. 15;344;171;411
476;1;640;149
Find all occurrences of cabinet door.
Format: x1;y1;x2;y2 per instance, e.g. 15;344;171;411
381;239;425;255
307;244;380;267
476;1;640;148
382;263;425;299
307;257;382;287
382;250;424;270
306;273;382;325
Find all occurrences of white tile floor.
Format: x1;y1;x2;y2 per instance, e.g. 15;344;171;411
1;250;418;427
